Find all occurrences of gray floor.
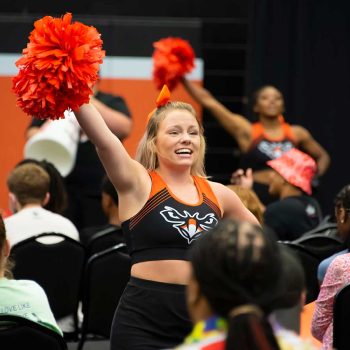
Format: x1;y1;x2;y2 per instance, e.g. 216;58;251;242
67;340;109;350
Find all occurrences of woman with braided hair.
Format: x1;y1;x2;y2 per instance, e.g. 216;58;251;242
176;219;316;350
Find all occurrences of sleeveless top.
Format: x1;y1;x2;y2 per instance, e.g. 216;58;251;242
122;171;222;265
240;120;297;171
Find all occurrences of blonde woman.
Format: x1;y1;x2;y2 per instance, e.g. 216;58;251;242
74;89;258;349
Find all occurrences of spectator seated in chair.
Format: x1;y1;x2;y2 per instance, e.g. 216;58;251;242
0;213;62;336
4;163;79;247
317;184;350;284
79;175;124;248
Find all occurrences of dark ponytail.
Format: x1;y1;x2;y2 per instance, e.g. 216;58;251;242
226;312;280;350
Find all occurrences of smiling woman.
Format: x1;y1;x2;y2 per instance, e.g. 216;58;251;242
70;86;259;349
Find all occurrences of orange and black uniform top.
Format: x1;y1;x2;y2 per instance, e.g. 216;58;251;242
240;119;297;171
122;171;222;265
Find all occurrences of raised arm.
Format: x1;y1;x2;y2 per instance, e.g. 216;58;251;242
182;78;252;151
210;181;260;225
74;103;147;193
293;125;331;176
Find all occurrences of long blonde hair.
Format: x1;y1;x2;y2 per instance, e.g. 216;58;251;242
136;101;207;177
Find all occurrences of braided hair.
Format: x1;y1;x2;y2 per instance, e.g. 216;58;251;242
190;219;284;350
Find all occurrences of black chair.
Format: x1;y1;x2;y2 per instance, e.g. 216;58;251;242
85;226;127;257
10;233;85;338
301;221;338;238
293;233;345;261
78;243;130;350
0;314;68;350
333;283;350;350
278;241;320;304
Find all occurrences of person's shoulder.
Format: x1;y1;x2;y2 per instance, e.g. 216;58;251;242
291;124;311;141
275;328;317;350
330;252;350;269
8;279;45;293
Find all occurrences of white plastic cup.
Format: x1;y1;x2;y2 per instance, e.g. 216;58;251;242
24;110;80;177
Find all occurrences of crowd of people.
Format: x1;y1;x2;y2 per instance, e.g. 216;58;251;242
1;21;348;350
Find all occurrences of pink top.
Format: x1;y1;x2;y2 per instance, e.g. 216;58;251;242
312;253;350;349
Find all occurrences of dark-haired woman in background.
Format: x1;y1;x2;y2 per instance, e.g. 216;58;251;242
175;219;316;350
182;80;330;205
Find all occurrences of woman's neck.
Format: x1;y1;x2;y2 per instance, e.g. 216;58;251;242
156;166;193;185
259;116;281;129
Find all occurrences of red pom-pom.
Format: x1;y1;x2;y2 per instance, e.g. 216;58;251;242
12;13;105;120
152;37;195;90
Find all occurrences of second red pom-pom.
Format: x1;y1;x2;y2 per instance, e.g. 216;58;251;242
152;37;195;91
12;13;105;120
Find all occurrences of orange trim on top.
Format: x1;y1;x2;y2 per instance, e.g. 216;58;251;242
148;170;167;199
194;177;222;216
251;120;296;144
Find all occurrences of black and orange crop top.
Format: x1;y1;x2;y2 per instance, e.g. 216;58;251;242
240;120;297;171
122;171;222;265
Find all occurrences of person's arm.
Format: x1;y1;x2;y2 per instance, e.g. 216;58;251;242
90;95;132;140
74;103;147;194
210;181;260;225
293;125;330;176
182;78;252;151
311;256;349;341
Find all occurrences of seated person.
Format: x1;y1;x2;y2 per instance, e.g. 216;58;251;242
175;219;316;349
16;158;68;215
79;175;124;247
232;149;322;241
317;184;350;284
4;163;79;247
312;239;350;348
0;213;62;336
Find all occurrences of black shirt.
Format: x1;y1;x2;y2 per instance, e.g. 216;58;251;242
264;195;322;241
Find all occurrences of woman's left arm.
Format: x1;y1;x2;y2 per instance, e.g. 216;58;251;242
210;182;260;224
293;125;331;176
311;256;349;341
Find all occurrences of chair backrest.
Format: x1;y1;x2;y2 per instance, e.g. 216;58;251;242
301;221;338;237
0;314;67;350
10;233;85;320
278;241;320;304
80;243;130;344
333;283;350;350
293;234;344;261
85;227;126;257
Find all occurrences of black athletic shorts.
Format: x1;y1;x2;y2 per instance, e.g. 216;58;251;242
110;277;192;350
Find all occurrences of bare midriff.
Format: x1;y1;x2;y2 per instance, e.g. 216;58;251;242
253;169;274;185
131;260;191;285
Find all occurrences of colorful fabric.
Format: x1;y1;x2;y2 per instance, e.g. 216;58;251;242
312;253;350;349
174;316;226;349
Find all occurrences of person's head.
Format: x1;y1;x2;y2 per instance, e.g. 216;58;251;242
101;175;119;222
16;159;68;214
226;185;264;224
0;214;13;279
187;219;283;350
334;184;350;242
267;148;317;197
252;85;285;119
7;163;50;212
136;101;206;177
